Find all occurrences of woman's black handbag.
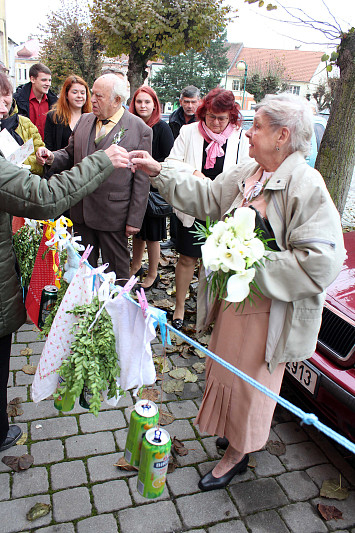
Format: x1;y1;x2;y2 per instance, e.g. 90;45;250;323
146;191;173;218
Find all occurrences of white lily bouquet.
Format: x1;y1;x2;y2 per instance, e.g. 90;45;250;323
194;207;269;305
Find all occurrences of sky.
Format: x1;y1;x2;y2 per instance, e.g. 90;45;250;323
6;0;355;52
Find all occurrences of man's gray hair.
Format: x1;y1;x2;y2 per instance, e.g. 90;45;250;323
99;74;128;104
255;93;314;156
180;85;200;100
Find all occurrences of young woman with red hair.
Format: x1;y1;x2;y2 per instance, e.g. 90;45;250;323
129;86;174;289
44;75;92;153
166;87;251;330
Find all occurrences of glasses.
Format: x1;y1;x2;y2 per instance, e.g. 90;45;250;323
206;113;229;123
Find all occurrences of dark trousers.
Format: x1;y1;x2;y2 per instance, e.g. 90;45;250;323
0;334;12;443
73;223;130;285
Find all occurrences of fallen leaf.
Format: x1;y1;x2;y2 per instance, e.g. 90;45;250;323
159;410;175;426
169;368;187;380
140;388;160;402
114;456;138;471
153;356;170;373
21;364;37;375
9;397;23;405
247;455;257;468
192;362;206;374
320;479;349;500
265;440;286;456
152;298;174;310
195;334;211;346
162;379;184;394
20;348;33;356
167;455;178;473
180;346;191;359
159;257;170;267
183;369;197;383
195;348;206;359
2;453;33;472
317;503;343;521
7;404;23;417
16;433;28;445
172;436;188;456
26;502;51;521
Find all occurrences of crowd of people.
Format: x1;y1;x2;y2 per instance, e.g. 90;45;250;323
0;63;346;493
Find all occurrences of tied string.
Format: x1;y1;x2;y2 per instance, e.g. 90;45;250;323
243;169;273;204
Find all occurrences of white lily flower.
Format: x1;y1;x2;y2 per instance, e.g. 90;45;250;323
232;207;256;240
220;246;246;272
225;268;256;302
245;237;265;267
201;238;221;270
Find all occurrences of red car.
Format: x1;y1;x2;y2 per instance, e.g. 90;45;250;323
284;231;355;442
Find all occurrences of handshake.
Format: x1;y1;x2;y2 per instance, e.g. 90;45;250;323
36;146;162;176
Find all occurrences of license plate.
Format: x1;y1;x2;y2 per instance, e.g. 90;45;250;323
285;361;319;395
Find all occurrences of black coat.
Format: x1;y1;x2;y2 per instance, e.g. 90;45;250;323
168;106;196;140
44;111;72;152
13;82;57;119
152;120;174;161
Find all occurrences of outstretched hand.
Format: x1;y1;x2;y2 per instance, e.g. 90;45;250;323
128;150;162;176
104;145;130;169
36;147;54;166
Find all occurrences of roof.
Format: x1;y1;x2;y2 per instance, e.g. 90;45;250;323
228;47;324;83
15;39;40;60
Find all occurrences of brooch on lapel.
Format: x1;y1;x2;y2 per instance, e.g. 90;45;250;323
112;126;127;145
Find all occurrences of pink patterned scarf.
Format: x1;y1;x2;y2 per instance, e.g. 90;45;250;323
198;120;236;169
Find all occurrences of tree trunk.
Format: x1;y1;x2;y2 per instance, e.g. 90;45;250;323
127;45;149;100
315;31;355;216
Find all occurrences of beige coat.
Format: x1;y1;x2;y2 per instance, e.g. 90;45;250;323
151;151;346;372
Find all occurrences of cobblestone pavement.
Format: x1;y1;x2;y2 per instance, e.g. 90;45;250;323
1;319;354;533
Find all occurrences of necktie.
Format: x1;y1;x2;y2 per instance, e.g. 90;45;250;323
95;119;110;145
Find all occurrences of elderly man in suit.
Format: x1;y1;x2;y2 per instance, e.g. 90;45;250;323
37;74;152;282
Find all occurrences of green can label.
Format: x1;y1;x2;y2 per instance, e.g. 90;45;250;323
137;427;171;498
124;400;159;467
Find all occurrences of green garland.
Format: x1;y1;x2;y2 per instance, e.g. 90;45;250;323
55;297;121;416
13;224;42;288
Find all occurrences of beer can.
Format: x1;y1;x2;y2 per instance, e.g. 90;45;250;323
124;400;159;467
137;427;171;498
54;376;75;412
38;285;58;328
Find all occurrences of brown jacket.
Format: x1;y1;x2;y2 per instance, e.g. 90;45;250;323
50;109;152;231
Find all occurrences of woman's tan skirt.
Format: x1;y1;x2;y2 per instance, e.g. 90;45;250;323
194;296;285;453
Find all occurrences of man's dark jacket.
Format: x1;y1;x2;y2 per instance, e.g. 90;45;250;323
13;82;57;118
168;106;196;140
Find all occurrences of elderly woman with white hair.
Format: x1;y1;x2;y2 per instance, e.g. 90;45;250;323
129;93;345;491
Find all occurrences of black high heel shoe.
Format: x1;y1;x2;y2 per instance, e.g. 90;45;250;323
142;273;160;291
198;454;249;491
132;266;144;281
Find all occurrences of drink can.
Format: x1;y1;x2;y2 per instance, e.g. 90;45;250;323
137;427;171;498
124;400;159;467
38;285;58;328
54;376;75;412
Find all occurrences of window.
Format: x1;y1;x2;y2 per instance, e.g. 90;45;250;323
288;85;300;95
18;68;21;81
232;79;241;91
24;68;27;80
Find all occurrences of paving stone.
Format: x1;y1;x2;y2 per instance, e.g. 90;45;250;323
282;441;328;470
31;416;78;440
159;419;196;441
128;475;170;504
208;521;248;533
168;353;196;367
166;466;201;496
12;466;49;498
92;479;132;512
114;427;129;451
306;464;351;488
7;386;27;402
201;436;224;460
79;410;126;433
9;356;27;370
14;371;34;386
52;487;92;522
16;330;43;343
245;509;289;533
176;491;238;528
77;515;118;533
280;502;328;532
65;431;116;458
0;494;51;532
87;453;136;482
10;343;27;355
119;501;182;533
7;372;13;387
36;524;75;533
31;440;64;464
0;445;28;472
174;439;209;466
253;450;286;477
167;399;199;419
272;404;293;425
51;460;88;490
179;382;203;400
16;399;59;422
273;421;308;444
230;478;288;514
313;492;355;530
27;341;46;354
0;473;10;501
29;353;41;366
277;470;319;501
